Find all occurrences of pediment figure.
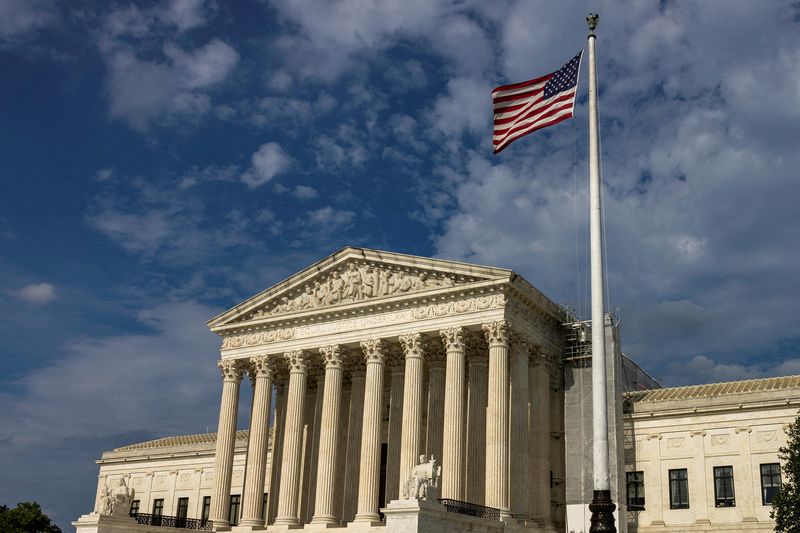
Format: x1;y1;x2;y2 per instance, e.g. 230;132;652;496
208;247;512;328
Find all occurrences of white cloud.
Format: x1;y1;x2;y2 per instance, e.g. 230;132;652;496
292;185;318;200
241;142;291;188
17;283;56;305
0;0;58;40
308;206;355;229
157;0;207;32
164;39;239;89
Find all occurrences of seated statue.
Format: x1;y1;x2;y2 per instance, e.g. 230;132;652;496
402;454;441;501
110;477;135;516
97;485;113;515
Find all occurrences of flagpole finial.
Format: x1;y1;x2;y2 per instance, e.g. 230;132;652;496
587;13;599;37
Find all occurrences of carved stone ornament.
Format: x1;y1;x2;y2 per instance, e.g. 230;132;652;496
426;340;446;367
360;338;387;364
244;262;464;321
385;343;404;370
100;477;134;517
284;350;310;373
399;332;428;360
218;359;245;382
320;345;343;369
440;326;466;352
248;355;275;379
711;434;730;447
402;454;441;501
483;320;511;347
757;430;776;443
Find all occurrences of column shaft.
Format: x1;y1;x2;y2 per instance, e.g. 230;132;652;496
342;367;365;523
274;350;309;526
466;352;488;504
425;346;446;464
510;338;531;519
483;321;510;515
267;378;287;525
311;346;344;525
354;339;386;523
530;353;552;525
385;361;404;502
210;360;244;529
398;333;426;496
441;327;466;500
240;357;275;527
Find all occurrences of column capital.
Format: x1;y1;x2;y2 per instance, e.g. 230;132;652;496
360;338;387;364
399;332;428;360
530;351;551;368
427;340;446;368
440;326;467;351
319;345;344;369
510;334;534;355
386;343;405;373
249;355;276;379
284;350;310;374
218;359;245;382
344;349;367;377
482;320;511;348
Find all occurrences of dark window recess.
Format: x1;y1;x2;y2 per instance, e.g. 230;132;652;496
152;499;164;516
760;463;781;505
129;500;140;516
669;469;689;509
229;495;241;526
201;496;211;525
626;471;645;510
713;466;735;507
262;493;268;520
176;497;189;520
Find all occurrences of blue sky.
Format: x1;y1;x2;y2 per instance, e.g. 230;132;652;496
1;0;799;528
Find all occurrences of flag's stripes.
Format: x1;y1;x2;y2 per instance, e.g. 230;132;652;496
492;51;582;154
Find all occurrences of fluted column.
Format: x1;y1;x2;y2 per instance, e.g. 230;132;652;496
301;369;324;523
240;356;275;527
332;381;351;522
342;358;365;523
354;339;386;524
398;332;426;496
530;352;552;525
425;343;446;464
274;350;310;526
311;345;344;525
483;320;511;516
440;326;467;500
267;372;288;524
210;359;245;529
385;345;405;503
466;340;488;505
510;336;531;520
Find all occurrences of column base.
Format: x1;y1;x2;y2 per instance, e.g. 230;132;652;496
349;513;382;527
232;525;266;532
272;517;302;529
588;490;616;533
306;521;344;529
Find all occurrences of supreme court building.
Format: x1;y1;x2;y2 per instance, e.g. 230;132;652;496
73;247;800;533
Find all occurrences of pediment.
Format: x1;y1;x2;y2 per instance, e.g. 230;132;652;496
208;246;512;330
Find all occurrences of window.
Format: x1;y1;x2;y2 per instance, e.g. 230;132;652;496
262;493;268;520
761;463;781;505
626;471;645;510
201;496;211;525
229;495;241;526
129;500;140;516
713;466;735;507
669;469;689;509
152;499;164;516
176;497;189;519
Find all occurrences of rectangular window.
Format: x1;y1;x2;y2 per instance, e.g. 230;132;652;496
669;469;689;509
262;493;268;520
626;471;645;510
176;497;189;519
152;499;164;516
129;500;140;516
229;495;241;526
714;466;736;507
201;496;211;525
761;463;781;505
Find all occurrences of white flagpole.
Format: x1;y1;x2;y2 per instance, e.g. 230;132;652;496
586;13;616;533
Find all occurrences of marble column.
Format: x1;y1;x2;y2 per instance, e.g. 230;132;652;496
509;337;531;520
398;332;426;497
466;340;488;505
332;382;351;523
310;345;344;525
240;356;275;527
440;326;466;500
267;372;288;525
354;338;386;524
483;320;511;516
530;352;552;525
275;350;310;526
385;345;405;503
342;358;366;523
425;343;446;465
301;369;324;523
210;359;245;529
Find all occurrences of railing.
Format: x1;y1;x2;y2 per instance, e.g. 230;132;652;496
437;498;501;521
130;513;213;530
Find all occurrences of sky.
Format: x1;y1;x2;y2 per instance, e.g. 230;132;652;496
1;0;799;529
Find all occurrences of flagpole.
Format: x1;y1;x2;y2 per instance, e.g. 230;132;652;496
586;13;616;533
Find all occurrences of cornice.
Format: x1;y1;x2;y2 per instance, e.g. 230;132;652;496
624;397;800;420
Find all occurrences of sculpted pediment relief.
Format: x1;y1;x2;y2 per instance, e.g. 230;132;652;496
241;261;479;322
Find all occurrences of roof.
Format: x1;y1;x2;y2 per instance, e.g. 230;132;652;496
114;430;250;451
625;374;800;403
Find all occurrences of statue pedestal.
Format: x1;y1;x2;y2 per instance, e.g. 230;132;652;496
72;513;139;533
381;499;447;533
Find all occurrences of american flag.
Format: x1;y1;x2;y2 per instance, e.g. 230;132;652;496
492;51;583;154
